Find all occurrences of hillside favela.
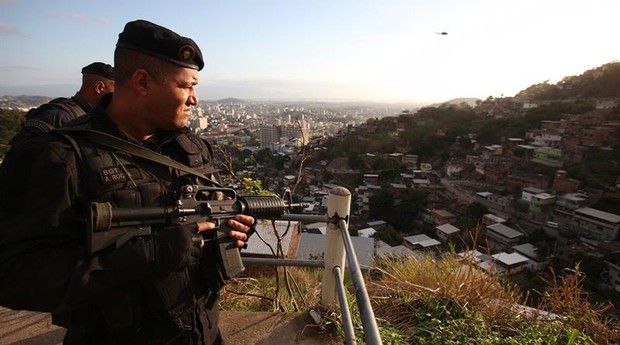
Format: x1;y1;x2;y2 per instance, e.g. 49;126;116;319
1;62;619;344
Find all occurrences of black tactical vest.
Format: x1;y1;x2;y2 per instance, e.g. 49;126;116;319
9;97;87;148
54;114;223;335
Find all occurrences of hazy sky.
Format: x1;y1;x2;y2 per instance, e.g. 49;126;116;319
1;0;618;105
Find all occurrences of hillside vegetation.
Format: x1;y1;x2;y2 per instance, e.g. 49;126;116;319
515;62;620;101
0;108;25;157
221;250;619;344
318;62;620;191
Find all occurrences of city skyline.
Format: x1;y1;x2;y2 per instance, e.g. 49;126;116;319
1;0;619;105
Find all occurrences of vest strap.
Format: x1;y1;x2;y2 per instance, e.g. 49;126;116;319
55;128;222;187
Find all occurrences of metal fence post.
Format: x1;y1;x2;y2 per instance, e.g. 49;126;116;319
321;186;350;307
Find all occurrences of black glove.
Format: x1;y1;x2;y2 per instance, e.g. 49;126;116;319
152;223;202;273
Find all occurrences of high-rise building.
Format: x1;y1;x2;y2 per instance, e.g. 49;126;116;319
188;107;208;133
259;124;310;150
260;125;280;150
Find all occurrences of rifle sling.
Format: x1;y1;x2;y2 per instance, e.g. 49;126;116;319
55;128;223;187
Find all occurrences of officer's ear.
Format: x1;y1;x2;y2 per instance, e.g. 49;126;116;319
95;81;106;94
132;69;150;95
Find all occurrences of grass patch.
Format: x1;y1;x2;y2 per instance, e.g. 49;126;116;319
220;266;324;313
218;253;619;344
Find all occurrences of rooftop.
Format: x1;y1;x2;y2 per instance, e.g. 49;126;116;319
375;241;422;260
367;220;387;227
492;252;530;266
483;213;507;223
533;192;556;200
575;207;620;223
432;209;456;218
487;223;524;239
404;234;442;248
358;227;377;237
513;243;540;260
436;223;460;235
522;186;545;194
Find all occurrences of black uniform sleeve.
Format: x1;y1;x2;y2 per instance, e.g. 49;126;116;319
0;138;85;311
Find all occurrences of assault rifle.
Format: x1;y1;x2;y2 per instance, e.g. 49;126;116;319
86;185;306;279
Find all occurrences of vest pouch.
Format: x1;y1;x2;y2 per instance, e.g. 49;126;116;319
138;182;165;207
94;284;143;329
151;270;196;330
111;189;141;208
200;238;226;291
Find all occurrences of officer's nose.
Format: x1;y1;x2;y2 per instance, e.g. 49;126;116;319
187;94;198;106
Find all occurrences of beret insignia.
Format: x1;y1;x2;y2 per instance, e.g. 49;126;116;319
179;45;195;62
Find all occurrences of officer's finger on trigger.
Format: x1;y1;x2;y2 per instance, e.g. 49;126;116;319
196;221;216;234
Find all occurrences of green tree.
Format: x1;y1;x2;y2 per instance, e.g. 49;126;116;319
348;153;364;169
592;197;620;215
391;189;428;233
254;148;273;164
399;189;428;216
369;190;394;220
0;108;25;158
456;202;489;230
373;225;402;246
464;202;489;220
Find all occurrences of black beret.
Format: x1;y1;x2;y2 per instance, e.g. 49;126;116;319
116;19;204;71
81;62;115;80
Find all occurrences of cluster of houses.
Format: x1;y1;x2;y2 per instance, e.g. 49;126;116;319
241;158;620;295
226;97;620;296
242;213;550;275
242;200;619;294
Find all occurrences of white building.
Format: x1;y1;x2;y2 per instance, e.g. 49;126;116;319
531;131;562;147
436;224;460;242
521;187;546;203
481;252;529;275
367;220;387;230
403;234;441;251
188;116;208;133
571;207;620;241
358;227;377;238
485;223;524;251
513;243;551;272
482;213;507;226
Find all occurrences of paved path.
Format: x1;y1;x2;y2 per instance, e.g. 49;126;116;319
0;307;341;345
0;308;64;345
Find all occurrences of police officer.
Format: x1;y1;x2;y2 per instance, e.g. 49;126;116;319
0;20;254;345
8;62;115;147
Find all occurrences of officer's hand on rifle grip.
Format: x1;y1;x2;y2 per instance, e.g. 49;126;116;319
226;214;255;248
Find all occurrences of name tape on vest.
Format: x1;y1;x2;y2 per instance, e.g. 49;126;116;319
98;166;142;185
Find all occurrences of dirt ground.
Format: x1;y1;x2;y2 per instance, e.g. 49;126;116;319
0;307;342;345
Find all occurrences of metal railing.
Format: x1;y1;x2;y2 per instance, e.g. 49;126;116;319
242;186;383;345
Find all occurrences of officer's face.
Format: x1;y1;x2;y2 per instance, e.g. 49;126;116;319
149;66;199;130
